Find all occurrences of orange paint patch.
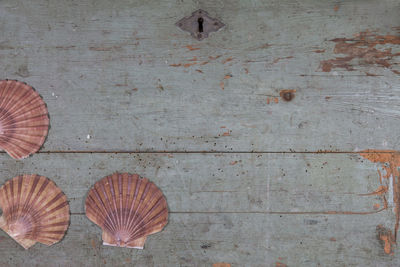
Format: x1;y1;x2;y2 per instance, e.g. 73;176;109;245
359;185;388;196
313;49;326;53
224;75;232;79
275;262;287;267
334;5;339;12
274;97;279;103
222;57;233;64
377;225;395;255
222;131;230;136
169;63;182;67
220;81;225;90
213;263;230;267
374;203;381;210
359;150;400;253
186;45;200;51
209;55;222;60
188;57;198;61
320;30;400;74
184;62;197;68
91;239;96;249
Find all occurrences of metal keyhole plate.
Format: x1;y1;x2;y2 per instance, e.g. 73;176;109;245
176;9;225;40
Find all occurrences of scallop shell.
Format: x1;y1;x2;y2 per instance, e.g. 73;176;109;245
85;173;168;249
0;80;49;159
0;174;70;249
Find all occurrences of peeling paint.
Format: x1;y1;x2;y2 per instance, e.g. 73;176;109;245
213;263;231;267
359;150;400;253
320;30;400;74
377;225;395;255
186;45;200;51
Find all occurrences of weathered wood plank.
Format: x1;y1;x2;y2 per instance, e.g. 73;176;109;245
0;153;384;214
0;213;397;267
0;0;399;152
0;153;398;266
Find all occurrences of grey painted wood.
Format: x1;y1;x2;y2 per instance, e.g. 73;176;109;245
0;0;399;152
0;0;399;266
0;153;397;266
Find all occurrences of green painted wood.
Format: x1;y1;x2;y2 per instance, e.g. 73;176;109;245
0;0;399;266
0;0;399;152
0;153;397;266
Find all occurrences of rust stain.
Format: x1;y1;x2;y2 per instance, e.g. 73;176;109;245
279;89;296;102
365;72;379;76
213;264;231;267
359;150;400;253
377;225;395;255
273;97;279;103
275;262;287;267
374;203;381;210
222;57;233;64
266;98;270;104
313;49;326;53
325;96;331;100
330;237;336;242
222;131;230;136
333;5;340;12
220;81;225;90
189;57;198;61
209;55;222;60
244;68;249;74
320;30;400;74
195;69;203;73
186;45;200;51
169;63;182;67
230;161;238;165
91;239;96;249
224;74;232;79
183;62;197;68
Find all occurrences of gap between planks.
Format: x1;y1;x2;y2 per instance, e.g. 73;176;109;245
12;150;397;154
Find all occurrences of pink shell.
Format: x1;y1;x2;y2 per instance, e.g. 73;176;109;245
0;80;49;159
85;173;168;249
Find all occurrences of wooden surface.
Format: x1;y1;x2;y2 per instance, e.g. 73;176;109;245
0;0;399;266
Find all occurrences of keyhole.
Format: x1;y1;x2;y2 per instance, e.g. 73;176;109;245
198;17;204;32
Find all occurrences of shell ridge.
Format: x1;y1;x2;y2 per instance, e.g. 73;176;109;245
126;192;165;238
125;178;145;232
99;179;120;233
0;81;17;113
125;176;141;233
88;187;117;233
127;198;167;241
21;176;48;216
108;175;121;232
0;87;30;122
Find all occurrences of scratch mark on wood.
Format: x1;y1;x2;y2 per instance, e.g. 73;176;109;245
313;49;326;53
320;30;400;74
273;56;294;64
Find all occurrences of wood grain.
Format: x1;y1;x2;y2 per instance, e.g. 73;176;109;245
0;0;398;152
0;0;399;265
